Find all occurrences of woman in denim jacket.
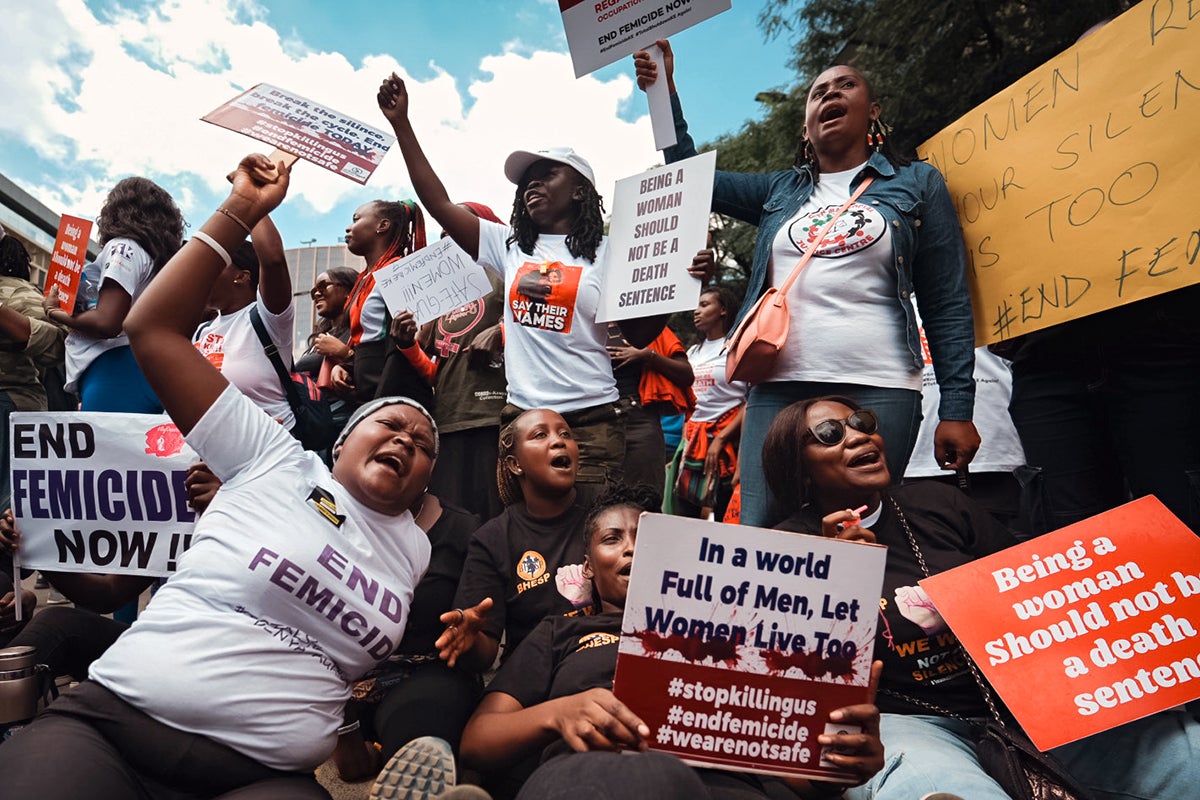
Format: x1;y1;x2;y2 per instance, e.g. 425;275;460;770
636;41;980;527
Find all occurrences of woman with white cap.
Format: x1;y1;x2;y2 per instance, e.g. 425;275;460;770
375;73;682;493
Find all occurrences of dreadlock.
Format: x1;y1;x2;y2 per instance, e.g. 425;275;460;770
507;172;605;263
794;66;911;183
0;236;32;281
97;177;184;271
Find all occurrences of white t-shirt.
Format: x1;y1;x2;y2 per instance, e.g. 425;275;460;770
688;337;747;422
193;297;296;430
358;285;389;343
768;165;920;391
905;330;1026;477
476;220;616;412
89;385;431;771
64;237;155;391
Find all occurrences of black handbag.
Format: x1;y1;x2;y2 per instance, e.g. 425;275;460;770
249;307;339;451
889;497;1094;800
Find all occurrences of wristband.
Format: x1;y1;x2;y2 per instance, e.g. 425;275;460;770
191;231;232;268
218;206;253;236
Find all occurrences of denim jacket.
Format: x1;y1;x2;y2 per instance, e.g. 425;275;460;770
666;93;976;421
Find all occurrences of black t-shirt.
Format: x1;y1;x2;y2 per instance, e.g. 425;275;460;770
487;611;622;706
776;482;1015;718
426;272;507;434
453;501;594;659
396;503;480;657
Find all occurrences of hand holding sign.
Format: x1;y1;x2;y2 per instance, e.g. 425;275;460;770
552;687;650;754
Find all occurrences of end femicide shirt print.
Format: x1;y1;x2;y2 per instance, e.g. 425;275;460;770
509;261;583;333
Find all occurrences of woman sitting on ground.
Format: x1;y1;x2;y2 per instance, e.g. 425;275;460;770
0;154;434;800
762;395;1200;800
450;484;883;799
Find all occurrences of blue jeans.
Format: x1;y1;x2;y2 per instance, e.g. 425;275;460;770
78;345;162;413
739;382;922;527
848;710;1200;800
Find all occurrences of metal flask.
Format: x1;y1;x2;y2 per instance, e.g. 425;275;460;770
0;646;41;725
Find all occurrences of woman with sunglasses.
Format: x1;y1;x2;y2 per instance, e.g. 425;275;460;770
761;395;1200;800
635;42;979;529
296;267;358;381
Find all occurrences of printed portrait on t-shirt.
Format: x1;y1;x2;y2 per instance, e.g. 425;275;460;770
787;203;885;257
509;261;582;333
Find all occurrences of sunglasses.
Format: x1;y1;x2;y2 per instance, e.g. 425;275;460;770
803;409;879;447
310;280;348;299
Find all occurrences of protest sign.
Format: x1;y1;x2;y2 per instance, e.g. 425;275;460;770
374;238;492;326
613;513;886;780
598;151;715;322
559;0;730;78
921;496;1200;750
644;43;677;150
202;84;395;184
43;214;93;312
916;0;1200;345
9;413;198;577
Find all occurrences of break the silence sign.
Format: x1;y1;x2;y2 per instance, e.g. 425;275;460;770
202;83;395;184
374;238;493;326
916;0;1200;344
10;413;198;577
598;151;715;322
559;0;730;78
922;496;1200;751
43;214;93;312
613;513;886;781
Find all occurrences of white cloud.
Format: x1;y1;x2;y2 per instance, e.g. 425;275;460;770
0;0;660;229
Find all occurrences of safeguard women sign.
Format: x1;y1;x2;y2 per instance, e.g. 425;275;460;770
9;413;198;577
375;238;493;326
917;0;1200;344
613;514;886;781
921;496;1200;750
202;83;395;184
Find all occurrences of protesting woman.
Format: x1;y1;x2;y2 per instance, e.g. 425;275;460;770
443;484;884;799
376;72;676;490
635;42;979;527
0;154;434;800
762;395;1200;800
296;266;358;380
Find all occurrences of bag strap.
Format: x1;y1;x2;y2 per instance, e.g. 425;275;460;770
775;176;874;299
248;305;304;411
889;495;1010;728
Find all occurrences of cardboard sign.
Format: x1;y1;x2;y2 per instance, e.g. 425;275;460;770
43;214;93;311
202;83;395;184
559;0;730;78
9;413;198;577
613;513;886;780
921;496;1200;750
598;151;715;322
374;238;493;326
916;1;1200;344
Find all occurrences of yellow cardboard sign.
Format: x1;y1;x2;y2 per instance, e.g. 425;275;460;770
917;1;1200;344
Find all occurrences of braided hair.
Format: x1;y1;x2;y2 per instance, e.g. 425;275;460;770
346;200;427;312
496;416;523;507
0;236;32;281
97;177;184;271
581;483;662;548
507;170;605;263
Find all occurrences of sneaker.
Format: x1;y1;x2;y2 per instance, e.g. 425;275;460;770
370;736;457;800
47;589;70;605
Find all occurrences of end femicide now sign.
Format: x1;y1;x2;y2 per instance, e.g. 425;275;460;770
922;496;1200;750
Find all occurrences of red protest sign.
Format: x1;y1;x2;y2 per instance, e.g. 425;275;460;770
921;496;1200;750
202;84;394;185
44;214;93;311
613;514;886;781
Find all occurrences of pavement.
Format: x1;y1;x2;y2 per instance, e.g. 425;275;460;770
17;574;372;800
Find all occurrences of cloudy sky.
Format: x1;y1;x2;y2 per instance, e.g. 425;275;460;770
1;0;798;251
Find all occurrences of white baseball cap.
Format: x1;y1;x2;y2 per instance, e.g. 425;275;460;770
503;147;595;188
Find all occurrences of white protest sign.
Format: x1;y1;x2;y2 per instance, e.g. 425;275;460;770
644;44;677;150
202;83;395;184
598;150;715;322
9;413;198;577
613;514;886;781
374;238;493;326
559;0;731;78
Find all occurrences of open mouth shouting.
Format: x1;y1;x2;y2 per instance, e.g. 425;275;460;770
846;448;883;470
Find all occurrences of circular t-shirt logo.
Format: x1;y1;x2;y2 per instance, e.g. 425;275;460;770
516;550;547;581
787;203;884;258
